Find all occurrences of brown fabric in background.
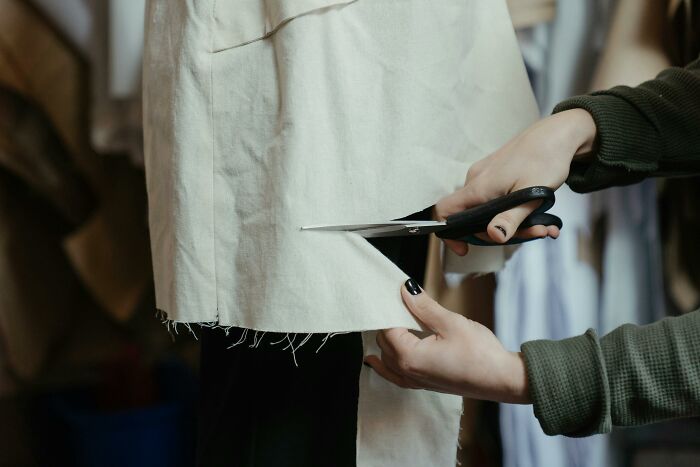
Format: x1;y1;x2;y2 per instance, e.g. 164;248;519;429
0;0;155;389
0;86;97;382
0;0;153;325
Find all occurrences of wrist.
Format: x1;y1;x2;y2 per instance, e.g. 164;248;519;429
501;351;531;404
557;109;597;158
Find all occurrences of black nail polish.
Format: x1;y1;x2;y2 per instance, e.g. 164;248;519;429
363;362;371;368
495;225;507;238
405;278;422;295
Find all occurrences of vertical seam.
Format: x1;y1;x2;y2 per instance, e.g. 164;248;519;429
210;0;219;319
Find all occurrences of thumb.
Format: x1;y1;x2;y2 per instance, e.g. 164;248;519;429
486;199;542;243
400;279;456;334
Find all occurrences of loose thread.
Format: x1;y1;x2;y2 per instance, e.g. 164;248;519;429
269;333;289;346
288;333;314;367
282;333;297;351
248;330;259;348
316;331;351;353
298;333;313;349
285;334;299;366
157;310;350;366
254;331;267;348
184;323;198;340
227;328;249;349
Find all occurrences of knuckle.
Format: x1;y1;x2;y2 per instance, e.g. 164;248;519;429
467;161;485;180
397;356;416;375
434;202;447;219
464;185;488;205
415;297;436;316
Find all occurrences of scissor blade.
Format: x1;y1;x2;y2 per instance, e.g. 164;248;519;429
301;221;408;232
301;221;446;238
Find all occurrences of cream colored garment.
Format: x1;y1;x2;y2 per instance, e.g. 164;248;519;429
144;1;537;466
144;0;536;332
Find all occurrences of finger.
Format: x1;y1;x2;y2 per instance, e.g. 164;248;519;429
377;329;422;377
486;199;542;243
382;327;420;354
547;225;560;238
375;330;396;358
517;225;548;239
474;223;561;244
435;185;488;220
364;355;419;389
473;225;547;243
443;238;469;256
400;280;456;334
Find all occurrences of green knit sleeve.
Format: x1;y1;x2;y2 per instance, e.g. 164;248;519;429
553;58;700;193
521;309;700;437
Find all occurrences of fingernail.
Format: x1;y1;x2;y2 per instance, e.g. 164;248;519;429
405;278;422;295
494;225;507;238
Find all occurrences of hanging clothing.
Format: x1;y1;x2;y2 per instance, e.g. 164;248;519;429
143;0;538;465
142;0;536;332
88;0;146;165
3;0;153;324
30;0;92;55
593;182;667;333
0;0;100;384
500;0;679;464
0;86;96;382
499;1;615;466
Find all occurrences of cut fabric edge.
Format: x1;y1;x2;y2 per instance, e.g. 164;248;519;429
156;308;388;367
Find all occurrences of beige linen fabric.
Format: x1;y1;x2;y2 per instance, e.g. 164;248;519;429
358;331;465;466
144;0;536;332
143;1;537;465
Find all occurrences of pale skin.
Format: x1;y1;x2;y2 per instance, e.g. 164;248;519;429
365;109;598;404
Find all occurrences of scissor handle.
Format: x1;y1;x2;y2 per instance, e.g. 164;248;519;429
436;186;562;245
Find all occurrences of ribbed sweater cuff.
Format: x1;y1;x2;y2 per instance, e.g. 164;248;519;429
554;93;661;193
521;329;612;437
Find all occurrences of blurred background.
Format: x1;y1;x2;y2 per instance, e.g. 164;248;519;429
0;0;698;466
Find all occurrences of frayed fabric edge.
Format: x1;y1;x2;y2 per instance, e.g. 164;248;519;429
155;308;351;367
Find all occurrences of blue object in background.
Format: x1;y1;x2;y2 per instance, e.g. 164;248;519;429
40;359;197;467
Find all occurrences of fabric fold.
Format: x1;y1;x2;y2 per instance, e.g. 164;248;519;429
213;0;356;51
144;0;538;465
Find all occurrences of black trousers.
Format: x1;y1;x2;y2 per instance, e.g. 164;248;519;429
197;209;431;467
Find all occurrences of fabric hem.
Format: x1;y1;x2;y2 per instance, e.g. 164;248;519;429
156;308;353;366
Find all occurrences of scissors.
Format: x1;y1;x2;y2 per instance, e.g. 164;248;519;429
301;186;563;246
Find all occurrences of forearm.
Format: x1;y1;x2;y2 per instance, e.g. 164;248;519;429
555;58;700;193
522;309;700;437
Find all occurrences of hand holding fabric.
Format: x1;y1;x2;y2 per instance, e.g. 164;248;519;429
365;280;531;404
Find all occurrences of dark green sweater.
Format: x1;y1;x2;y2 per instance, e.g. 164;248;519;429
521;58;700;437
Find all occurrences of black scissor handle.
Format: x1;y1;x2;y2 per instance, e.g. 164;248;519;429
436;186;562;245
